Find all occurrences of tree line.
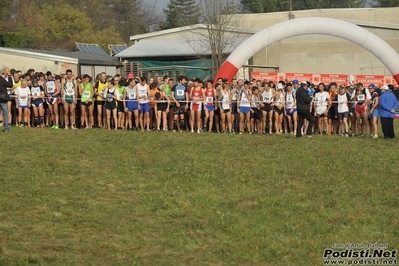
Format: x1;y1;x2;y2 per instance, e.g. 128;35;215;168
0;0;397;51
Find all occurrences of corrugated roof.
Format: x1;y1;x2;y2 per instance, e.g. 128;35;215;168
129;24;257;41
31;50;123;66
0;47;78;64
116;37;248;58
0;47;123;66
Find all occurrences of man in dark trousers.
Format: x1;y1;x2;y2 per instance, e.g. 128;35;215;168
0;67;14;133
296;81;315;138
378;85;398;139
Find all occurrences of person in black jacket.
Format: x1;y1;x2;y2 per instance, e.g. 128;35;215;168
296;81;315;138
0;67;14;133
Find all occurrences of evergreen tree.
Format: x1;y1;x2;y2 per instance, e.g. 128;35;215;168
162;0;201;29
240;0;366;13
240;0;278;13
373;0;399;7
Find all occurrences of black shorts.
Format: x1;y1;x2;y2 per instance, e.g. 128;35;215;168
117;101;124;112
317;112;327;118
157;102;167;112
262;103;273;112
328;107;337;120
214;108;220;116
174;103;186;115
96;100;105;106
222;109;230;113
250;108;262;120
274;107;284;115
105;101;117;111
81;102;92;107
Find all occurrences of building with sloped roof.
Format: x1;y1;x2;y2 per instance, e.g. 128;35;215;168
0;47;123;77
117;7;399;81
116;24;255;80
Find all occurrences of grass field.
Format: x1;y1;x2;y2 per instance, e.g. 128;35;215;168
0;123;398;266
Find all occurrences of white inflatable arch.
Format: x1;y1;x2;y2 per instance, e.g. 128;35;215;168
214;17;399;84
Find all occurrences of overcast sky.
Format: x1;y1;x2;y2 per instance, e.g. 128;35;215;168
156;0;171;11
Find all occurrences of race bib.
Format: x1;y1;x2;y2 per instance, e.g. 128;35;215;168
67;89;74;95
206;97;213;103
83;91;90;97
277;99;283;105
357;94;365;101
317;99;324;106
129;93;136;99
177;90;184;96
232;93;238;100
47;87;55;93
339;101;345;106
222;99;229;110
106;94;113;102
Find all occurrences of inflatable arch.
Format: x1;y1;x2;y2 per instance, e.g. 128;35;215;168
214;17;399;84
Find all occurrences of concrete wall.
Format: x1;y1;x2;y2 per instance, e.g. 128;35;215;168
239;8;399;76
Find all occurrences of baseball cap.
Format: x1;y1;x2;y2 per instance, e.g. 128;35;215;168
369;84;375;89
380;85;389;91
301;81;308;85
293;79;299;85
276;83;284;90
127;73;134;79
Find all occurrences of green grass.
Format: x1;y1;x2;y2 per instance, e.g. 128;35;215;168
0;123;398;265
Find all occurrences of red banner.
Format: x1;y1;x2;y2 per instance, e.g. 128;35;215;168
250;72;398;87
251;72;278;84
354;75;385;87
285;73;313;83
319;74;349;85
387;76;398;87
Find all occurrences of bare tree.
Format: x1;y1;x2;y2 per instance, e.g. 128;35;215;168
187;0;253;74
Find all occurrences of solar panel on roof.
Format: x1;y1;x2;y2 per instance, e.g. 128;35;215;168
111;46;128;54
76;44;108;55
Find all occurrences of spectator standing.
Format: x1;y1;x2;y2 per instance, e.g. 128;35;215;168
0;67;14;133
378;85;398;139
296;81;315;138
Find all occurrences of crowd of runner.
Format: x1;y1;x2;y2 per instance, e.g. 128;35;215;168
1;67;397;137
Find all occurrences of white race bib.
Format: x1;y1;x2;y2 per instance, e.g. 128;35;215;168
177;90;184;96
206;97;213;103
129;93;136;99
47;87;55;93
222;99;229;110
357;94;365;101
83;91;90;97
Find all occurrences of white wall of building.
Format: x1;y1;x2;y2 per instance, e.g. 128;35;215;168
0;52;77;75
237;8;399;76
